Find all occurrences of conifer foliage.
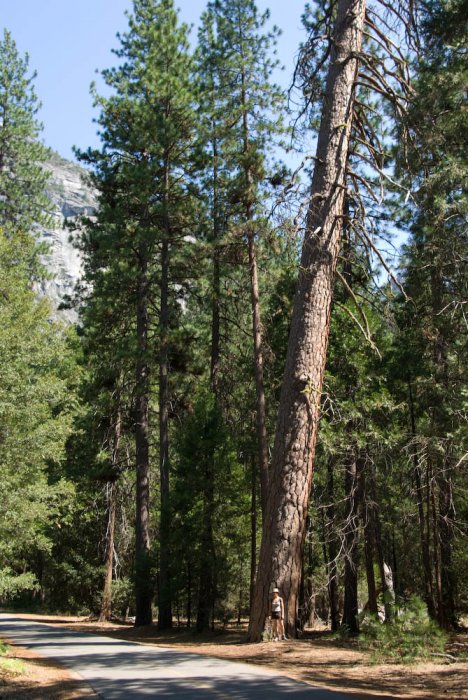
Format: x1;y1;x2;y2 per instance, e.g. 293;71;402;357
0;30;51;269
394;0;468;630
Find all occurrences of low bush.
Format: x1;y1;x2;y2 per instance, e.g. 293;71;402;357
359;596;447;663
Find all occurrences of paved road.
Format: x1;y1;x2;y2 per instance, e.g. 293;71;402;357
0;614;354;699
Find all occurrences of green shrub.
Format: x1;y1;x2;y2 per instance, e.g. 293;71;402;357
0;569;38;601
359;596;447;663
111;578;134;617
334;623;352;641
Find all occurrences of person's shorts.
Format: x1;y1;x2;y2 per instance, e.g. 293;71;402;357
271;611;281;620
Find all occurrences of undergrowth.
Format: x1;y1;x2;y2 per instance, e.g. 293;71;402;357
0;640;26;676
359;596;447;664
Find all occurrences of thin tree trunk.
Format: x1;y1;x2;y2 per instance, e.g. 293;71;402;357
430;462;443;619
210;134;221;397
437;464;456;628
298;531;314;630
186;561;192;628
199;129;221;632
248;0;366;641
247;229;270;521
342;450;361;634
426;461;434;607
375;525;394;622
99;481;117;622
135;247;152;627
240;62;269;521
408;379;436;618
431;268;456;629
366;461;394;621
250;456;257;616
196;456;215;632
325;456;339;631
362;514;378;616
99;407;121;622
361;465;378;616
392;528;398;599
158;173;172;628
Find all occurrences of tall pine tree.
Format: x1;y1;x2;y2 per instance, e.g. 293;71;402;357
77;0;199;628
395;0;467;629
0;29;51;271
197;0;287;521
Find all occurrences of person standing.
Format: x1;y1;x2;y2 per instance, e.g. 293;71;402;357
271;587;286;640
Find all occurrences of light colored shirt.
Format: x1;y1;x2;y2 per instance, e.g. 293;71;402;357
272;597;282;613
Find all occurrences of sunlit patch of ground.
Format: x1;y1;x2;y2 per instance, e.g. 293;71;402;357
0;638;96;699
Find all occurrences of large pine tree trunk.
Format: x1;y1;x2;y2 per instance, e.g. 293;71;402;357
248;0;366;641
135;249;153;627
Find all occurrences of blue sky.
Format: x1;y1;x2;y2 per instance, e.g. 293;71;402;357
2;1;307;161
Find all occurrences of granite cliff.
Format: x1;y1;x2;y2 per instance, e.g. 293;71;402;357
37;151;97;320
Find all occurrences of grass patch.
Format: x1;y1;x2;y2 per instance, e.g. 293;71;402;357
0;657;26;676
0;640;26;676
359;596;447;664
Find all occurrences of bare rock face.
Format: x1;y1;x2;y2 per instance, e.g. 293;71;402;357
37;151;97;321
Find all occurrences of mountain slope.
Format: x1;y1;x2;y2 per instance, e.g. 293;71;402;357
38;151;97;320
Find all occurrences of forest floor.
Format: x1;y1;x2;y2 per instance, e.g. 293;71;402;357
0;636;95;699
1;613;467;699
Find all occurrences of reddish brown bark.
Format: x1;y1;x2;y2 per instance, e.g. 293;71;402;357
250;456;258;616
248;0;366;641
210;134;221;397
135;246;152;627
158;163;172;630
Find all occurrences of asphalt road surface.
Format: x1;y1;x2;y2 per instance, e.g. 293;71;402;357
0;614;355;699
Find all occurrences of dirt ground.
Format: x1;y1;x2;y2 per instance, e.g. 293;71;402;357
1;613;467;699
0;639;95;699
